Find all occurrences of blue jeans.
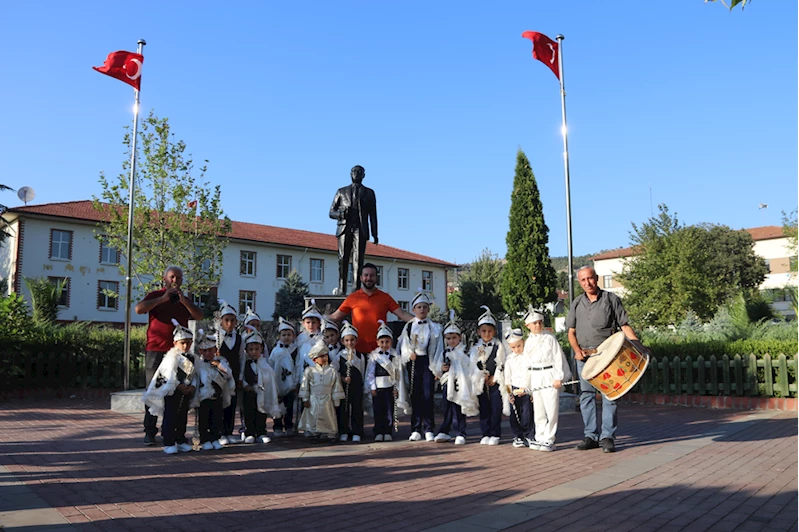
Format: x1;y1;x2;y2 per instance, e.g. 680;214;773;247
577;359;617;441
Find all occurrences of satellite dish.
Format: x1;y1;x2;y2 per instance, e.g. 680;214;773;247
17;186;35;205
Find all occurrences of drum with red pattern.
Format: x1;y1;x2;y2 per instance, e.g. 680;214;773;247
580;331;649;401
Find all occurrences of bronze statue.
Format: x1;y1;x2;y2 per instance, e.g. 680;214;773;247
329;165;378;294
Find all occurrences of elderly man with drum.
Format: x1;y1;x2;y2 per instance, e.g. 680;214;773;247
566;266;649;453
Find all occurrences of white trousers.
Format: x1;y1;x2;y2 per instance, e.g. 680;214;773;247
530;370;559;445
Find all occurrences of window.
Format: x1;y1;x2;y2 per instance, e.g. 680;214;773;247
375;265;384;287
50;229;72;260
99;238;119;265
764;259;771;273
97;280;119;310
310;258;324;283
603;275;613;289
398;268;409;290
399;301;409;312
193;291;212;309
422;270;433;291
48;277;70;307
239;291;255;315
240;251;257;277
276;255;292;279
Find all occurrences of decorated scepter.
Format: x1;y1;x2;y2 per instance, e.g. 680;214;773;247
345;347;353;427
506;384;523;430
409;333;418;398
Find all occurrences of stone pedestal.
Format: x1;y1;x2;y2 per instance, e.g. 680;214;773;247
111;389;145;413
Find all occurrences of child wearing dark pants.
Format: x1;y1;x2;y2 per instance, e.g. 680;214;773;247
336;321;366;442
192;328;232;451
269;317;299;437
367;320;401;441
505;328;533;448
241;329;282;444
470;306;509;446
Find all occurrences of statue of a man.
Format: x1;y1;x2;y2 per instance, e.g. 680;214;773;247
329;165;378;294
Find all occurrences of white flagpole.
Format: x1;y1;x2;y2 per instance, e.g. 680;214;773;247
555;34;578;393
123;38;146;391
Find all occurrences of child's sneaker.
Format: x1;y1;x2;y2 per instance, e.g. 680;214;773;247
218;435;229;446
409;432;423;441
273;430;286;438
201;441;214;451
244;435;255;444
488;437;500;446
434;433;452;443
258;435;271;444
212;440;224;450
163;445;178;455
479;436;490;445
176;443;193;453
339;434;349;442
375;434;384;441
424;432;435;442
512;437;526;448
529;440;543;451
454;436;466;445
352;435;361;442
538;442;554;452
383;434;393;441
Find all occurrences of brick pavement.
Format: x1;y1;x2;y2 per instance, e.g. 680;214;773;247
0;399;795;532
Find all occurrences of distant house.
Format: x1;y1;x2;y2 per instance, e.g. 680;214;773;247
0;201;456;324
591;226;796;319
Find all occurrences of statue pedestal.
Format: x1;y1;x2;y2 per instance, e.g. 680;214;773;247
305;295;348;318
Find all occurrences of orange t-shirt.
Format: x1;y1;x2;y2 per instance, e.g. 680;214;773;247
338;289;400;352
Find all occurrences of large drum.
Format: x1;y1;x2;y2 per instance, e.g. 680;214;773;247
581;332;649;401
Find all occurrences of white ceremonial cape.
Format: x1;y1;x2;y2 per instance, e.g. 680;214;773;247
398;319;443;381
243;357;285;418
298;363;345;435
269;344;299;397
142;347;198;418
470;339;511;416
191;356;234;409
433;344;483;417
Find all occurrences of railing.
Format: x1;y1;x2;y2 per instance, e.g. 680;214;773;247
633;353;797;398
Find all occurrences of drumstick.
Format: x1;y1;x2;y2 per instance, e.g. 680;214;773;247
523;379;579;394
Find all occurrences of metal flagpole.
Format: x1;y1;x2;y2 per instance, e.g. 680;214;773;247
555;34;578;393
123;39;146;391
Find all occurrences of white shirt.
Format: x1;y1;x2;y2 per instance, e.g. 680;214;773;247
409;318;431;355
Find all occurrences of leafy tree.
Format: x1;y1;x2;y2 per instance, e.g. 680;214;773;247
455;249;505;320
501;150;558;316
619;204;767;326
0;184;13;244
273;270;309;320
22;277;62;324
705;0;750;11
93;111;232;299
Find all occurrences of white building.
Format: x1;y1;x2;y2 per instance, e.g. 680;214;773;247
591;226;796;319
0;201;455;323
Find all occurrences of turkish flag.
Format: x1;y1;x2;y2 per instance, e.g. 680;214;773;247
521;31;559;80
93;51;144;91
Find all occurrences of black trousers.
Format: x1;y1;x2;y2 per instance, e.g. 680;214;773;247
338;228;367;293
408;359;436;433
161;391;190;447
509;387;533;439
273;392;295;431
198;398;223;443
143;350;166;436
438;384;466;437
373;387;395;435
338;372;364;437
242;390;267;437
478;383;502;438
222;392;238;436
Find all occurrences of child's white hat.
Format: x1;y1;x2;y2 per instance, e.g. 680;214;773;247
411;289;431;309
523;306;545;325
171;318;193;342
308;340;329;360
302;298;324;322
277;316;296;333
477;305;497;328
195;328;217;350
243;326;265;346
376;319;393;340
505;328;525;345
340;320;358;339
218;299;237;318
243;306;261;325
323;319;340;332
443;309;461;336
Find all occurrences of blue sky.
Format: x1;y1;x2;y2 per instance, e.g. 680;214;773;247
1;1;796;265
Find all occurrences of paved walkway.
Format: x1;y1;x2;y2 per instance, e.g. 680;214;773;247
0;399;795;531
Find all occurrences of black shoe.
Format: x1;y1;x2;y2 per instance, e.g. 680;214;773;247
143;434;156;447
575;437;599;451
600;438;615;453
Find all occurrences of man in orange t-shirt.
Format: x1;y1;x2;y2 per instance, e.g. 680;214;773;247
329;263;414;352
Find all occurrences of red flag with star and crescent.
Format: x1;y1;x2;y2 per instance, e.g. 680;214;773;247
521;31;559;80
93;51;144;90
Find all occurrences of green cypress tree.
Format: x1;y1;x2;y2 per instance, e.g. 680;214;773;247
272;270;309;320
500;149;558;316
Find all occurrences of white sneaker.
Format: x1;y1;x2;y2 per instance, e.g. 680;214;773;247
163;445;178;455
212;440;224;450
454;436;466;445
512;438;526;448
244;435;255;444
434;433;452;443
479;436;490;445
258;436;271;444
488;437;500;446
339;434;349;442
375;434;384;442
274;430;286;437
538;442;554;452
383;434;393;441
409;431;423;441
218;435;229;446
425;432;435;442
227;434;241;444
176;443;193;453
529;440;543;451
352;435;361;443
201;441;214;451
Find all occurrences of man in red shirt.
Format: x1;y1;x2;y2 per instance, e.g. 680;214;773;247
328;263;414;353
135;266;203;446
